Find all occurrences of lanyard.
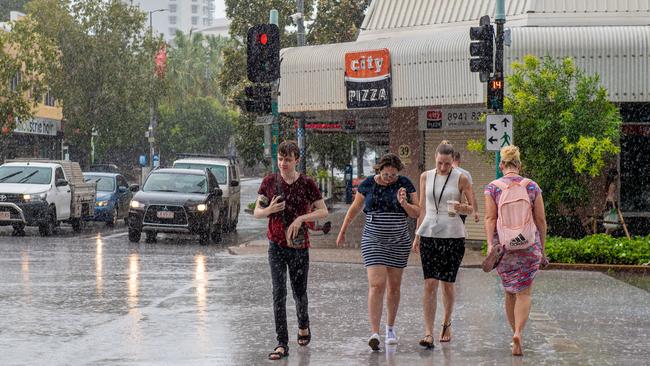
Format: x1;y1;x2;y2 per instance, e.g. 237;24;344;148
432;168;452;215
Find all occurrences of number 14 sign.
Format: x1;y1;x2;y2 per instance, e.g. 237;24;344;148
486;114;513;151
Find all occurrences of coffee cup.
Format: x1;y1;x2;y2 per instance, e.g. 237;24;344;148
447;200;459;217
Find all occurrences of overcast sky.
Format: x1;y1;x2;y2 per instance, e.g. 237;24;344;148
214;0;226;19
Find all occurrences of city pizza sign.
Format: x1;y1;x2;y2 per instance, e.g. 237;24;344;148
344;49;391;109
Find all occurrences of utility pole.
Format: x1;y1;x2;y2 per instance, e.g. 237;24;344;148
494;0;505;178
295;1;307;173
270;10;280;173
147;8;166;170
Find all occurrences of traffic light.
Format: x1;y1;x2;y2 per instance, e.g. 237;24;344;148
487;75;504;110
244;85;272;114
469;15;494;82
247;24;280;83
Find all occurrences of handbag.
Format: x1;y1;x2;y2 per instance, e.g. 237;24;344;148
481;244;505;273
276;173;307;249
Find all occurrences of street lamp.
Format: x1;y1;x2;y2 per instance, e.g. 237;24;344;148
147;8;167;170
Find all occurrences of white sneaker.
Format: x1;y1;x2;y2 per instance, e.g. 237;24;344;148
385;328;399;344
368;333;381;351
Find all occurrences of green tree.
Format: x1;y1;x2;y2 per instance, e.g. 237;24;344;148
308;132;355;172
26;0;154;167
0;0;29;20
504;56;621;225
157;96;237;162
166;31;232;104
307;0;370;44
0;15;57;138
219;0;370;169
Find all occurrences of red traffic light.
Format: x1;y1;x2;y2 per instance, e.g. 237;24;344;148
260;33;268;45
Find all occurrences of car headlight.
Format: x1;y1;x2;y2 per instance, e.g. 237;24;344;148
130;200;145;209
23;192;47;201
96;200;110;207
196;203;207;212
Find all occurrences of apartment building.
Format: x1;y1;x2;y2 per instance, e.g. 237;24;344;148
127;0;216;41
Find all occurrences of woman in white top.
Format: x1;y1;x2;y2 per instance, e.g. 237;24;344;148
412;140;475;349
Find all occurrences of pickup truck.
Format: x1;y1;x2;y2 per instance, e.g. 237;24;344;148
0;159;96;236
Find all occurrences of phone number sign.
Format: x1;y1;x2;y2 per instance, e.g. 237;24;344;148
418;107;486;131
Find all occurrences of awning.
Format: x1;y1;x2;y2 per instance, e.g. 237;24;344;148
279;26;650;114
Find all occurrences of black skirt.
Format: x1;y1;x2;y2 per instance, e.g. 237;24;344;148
419;237;465;282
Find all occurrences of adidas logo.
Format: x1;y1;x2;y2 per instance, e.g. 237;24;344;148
509;233;529;246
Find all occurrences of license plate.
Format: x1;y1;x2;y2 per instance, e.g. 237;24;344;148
157;211;174;219
0;212;9;220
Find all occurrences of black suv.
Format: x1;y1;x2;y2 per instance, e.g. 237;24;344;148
128;168;223;244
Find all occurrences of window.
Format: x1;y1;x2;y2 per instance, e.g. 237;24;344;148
45;90;56;106
192;5;198;13
117;176;128;189
169;4;177;12
10;72;21;92
169;27;177;35
169;16;176;25
55;167;65;182
191;16;198;25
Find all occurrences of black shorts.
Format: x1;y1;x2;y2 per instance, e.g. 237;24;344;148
419;237;465;282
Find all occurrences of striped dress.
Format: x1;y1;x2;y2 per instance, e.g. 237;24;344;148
357;175;416;268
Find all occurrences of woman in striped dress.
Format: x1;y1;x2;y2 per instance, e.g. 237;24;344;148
336;153;419;351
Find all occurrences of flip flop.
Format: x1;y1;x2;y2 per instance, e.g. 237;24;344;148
440;322;452;342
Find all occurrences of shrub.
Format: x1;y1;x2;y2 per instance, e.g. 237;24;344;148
482;234;650;265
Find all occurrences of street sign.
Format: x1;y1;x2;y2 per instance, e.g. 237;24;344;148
255;115;274;125
152;154;160;168
486;114;513;151
138;155;147;167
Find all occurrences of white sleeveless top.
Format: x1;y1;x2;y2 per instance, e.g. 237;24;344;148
416;168;466;238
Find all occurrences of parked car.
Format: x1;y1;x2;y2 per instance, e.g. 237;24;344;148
128;168;223;244
0;159;96;236
172;154;241;233
83;172;138;227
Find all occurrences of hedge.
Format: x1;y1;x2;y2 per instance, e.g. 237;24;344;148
482;234;650;265
545;234;650;265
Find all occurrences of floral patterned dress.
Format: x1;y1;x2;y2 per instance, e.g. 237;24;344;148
484;176;543;293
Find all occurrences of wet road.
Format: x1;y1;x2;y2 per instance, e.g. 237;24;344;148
1;177;649;365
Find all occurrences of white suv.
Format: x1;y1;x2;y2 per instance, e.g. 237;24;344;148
173;155;241;232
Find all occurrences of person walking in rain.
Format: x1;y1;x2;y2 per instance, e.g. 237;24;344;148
413;140;475;349
483;145;548;356
336;153;419;351
253;140;329;360
452;151;480;224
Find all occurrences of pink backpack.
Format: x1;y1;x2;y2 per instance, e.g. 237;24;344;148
491;178;537;251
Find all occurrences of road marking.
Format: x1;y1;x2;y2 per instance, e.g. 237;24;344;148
101;232;128;240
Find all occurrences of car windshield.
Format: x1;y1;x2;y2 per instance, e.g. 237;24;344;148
173;163;226;184
0;166;52;185
84;175;115;192
143;173;207;194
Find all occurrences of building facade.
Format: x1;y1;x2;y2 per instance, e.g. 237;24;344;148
1;11;64;162
278;0;650;239
127;0;216;41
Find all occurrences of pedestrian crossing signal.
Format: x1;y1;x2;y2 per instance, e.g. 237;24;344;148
487;76;504;110
247;24;280;83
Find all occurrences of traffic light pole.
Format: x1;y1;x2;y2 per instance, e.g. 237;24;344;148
270;10;280;173
494;0;505;179
296;0;307;174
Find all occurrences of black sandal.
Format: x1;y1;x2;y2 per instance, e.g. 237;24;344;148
297;327;311;346
268;344;289;360
419;334;434;349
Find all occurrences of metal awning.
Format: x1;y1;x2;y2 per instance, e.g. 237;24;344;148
279;26;650;114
